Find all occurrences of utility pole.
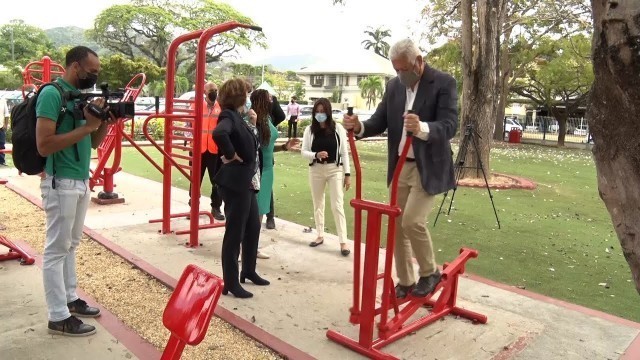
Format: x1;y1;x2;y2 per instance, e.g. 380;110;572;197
10;27;15;63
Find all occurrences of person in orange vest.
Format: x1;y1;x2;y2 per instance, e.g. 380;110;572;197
188;81;225;220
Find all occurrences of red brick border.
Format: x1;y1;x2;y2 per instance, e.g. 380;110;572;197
12;240;162;360
6;182;316;360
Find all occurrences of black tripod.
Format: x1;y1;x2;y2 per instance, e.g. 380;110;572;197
433;123;501;229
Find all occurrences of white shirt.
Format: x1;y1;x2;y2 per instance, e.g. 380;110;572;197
0;98;8;129
358;83;430;159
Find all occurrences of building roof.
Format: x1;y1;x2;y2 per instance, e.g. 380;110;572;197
257;81;276;95
296;49;396;76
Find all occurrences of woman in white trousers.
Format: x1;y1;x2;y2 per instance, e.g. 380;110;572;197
301;98;351;256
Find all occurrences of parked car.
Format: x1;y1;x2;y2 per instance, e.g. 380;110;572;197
573;125;588;136
503;116;523;136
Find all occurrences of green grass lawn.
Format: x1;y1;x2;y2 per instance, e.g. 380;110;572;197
119;141;640;322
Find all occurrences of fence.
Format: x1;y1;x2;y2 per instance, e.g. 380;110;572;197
511;115;593;145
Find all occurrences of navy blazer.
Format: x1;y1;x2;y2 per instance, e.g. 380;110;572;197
213;109;259;193
361;65;458;195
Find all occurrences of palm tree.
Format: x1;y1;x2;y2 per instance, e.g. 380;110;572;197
361;27;391;60
359;76;384;109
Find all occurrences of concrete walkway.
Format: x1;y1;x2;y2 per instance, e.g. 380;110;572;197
0;260;138;360
2;166;639;360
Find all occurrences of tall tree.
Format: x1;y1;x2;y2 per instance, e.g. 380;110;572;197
588;0;640;295
421;0;591;141
512;35;593;146
0;20;55;65
361;26;391;59
88;0;265;68
358;75;384;109
458;0;507;178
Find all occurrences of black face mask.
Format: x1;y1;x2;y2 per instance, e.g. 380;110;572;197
77;67;98;90
207;91;217;103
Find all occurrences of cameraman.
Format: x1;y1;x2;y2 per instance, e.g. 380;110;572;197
35;46;116;337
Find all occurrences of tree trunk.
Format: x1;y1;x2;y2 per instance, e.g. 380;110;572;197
459;0;503;179
460;0;474;135
588;0;640;295
493;14;512;141
551;107;568;147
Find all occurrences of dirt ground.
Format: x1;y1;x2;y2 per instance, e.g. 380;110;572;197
0;186;281;360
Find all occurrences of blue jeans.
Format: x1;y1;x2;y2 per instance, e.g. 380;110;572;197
40;176;90;321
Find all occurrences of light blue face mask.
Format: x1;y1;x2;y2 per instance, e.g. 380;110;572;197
315;113;327;123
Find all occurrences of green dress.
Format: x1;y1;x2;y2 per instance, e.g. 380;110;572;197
257;120;278;215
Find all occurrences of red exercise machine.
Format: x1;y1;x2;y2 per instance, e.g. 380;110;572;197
0;235;35;265
326;109;487;359
20;56;146;204
88;74;146;204
161;264;223;359
145;21;262;247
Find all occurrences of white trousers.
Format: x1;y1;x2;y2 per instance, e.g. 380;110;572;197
309;163;348;244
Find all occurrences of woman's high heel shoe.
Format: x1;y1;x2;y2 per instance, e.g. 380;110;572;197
240;272;270;286
222;285;253;298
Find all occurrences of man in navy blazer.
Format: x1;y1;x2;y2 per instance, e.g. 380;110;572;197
343;38;458;298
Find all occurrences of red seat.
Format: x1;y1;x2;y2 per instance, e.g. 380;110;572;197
161;264;223;360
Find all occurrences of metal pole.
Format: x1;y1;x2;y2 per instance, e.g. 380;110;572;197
10;27;15;62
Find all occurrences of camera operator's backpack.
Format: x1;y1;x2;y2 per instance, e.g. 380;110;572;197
10;82;69;175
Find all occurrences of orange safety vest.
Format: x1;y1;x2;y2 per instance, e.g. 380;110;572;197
190;100;221;154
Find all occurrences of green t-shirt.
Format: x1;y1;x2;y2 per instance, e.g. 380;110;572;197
35;79;92;180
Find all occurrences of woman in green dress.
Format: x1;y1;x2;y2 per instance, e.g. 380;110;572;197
250;90;299;259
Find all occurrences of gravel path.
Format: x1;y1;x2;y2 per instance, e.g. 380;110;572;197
0;186;282;360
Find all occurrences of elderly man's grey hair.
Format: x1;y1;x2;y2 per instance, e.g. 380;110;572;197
389;38;421;63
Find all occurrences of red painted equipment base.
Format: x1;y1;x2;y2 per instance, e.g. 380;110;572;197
91;197;126;205
161;264;223;360
0;235;35;265
327;248;487;360
0;178;7;185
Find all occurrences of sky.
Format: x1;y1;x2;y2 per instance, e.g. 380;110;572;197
1;0;426;65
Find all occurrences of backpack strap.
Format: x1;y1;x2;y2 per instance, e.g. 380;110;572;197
37;82;79;189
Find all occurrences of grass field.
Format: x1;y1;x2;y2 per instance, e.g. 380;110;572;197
117;141;639;322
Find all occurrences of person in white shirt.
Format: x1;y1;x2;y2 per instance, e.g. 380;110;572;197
343;39;458;298
0;97;9;166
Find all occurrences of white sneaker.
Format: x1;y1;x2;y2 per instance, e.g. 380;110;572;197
257;251;270;259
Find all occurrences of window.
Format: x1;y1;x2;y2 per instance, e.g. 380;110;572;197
357;75;367;85
310;75;324;87
344;75;350;86
326;74;337;87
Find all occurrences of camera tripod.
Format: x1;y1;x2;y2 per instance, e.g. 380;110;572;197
433;123;501;229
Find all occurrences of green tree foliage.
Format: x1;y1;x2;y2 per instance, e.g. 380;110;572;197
0;20;55;65
89;0;265;68
98;54;165;90
512;34;593;146
358;75;384;109
361;26;391;59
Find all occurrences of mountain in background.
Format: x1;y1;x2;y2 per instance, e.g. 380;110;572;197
45;26;109;55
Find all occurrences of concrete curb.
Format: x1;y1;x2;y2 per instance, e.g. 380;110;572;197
5;182;316;360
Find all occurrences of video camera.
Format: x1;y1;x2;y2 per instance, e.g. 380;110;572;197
73;83;135;121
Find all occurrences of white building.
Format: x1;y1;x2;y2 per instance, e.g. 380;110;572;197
296;50;396;110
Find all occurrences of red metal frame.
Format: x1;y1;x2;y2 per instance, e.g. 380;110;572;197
89;73;147;201
161;264;223;359
326;131;487;359
21;56;65;99
146;21;262;247
0;235;35;265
